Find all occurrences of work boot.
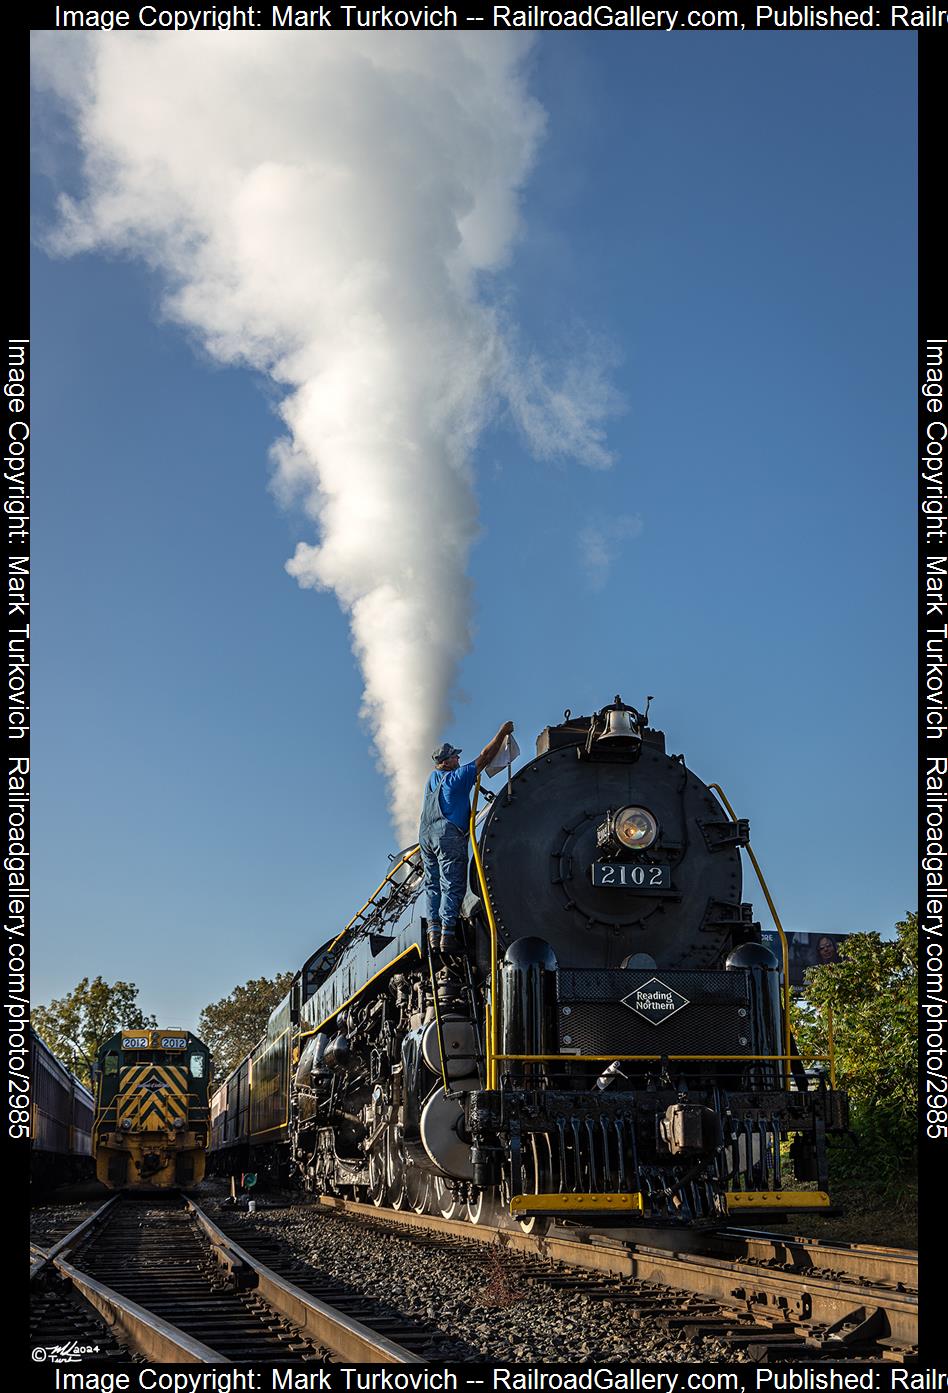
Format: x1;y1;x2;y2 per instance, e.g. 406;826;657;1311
439;927;462;956
427;924;442;953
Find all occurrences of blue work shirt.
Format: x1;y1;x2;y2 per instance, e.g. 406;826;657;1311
427;761;478;830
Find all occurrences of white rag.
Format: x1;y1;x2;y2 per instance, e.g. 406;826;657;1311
485;734;520;777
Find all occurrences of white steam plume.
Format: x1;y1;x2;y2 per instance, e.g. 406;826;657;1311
33;34;616;841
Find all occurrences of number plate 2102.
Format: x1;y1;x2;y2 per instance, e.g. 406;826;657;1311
591;862;670;890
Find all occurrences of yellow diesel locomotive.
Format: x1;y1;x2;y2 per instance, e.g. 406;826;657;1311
92;1029;210;1189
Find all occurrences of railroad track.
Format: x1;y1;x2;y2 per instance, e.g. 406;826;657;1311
314;1195;918;1363
32;1191;918;1364
204;1207;473;1359
30;1195;422;1364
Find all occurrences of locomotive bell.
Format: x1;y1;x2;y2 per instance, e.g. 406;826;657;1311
601;707;636;740
596;698;642;747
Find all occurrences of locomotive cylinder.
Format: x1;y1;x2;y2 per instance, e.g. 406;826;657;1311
499;937;558;1081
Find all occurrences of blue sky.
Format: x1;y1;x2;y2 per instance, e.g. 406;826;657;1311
30;33;916;1030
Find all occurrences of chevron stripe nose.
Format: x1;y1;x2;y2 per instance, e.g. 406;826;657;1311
118;1065;190;1130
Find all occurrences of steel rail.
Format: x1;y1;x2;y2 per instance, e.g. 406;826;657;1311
186;1199;423;1364
687;1226;918;1288
317;1195;917;1351
33;1194;419;1363
30;1196;121;1282
51;1255;227;1363
31;1196;228;1362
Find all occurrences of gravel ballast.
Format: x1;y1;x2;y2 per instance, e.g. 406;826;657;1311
203;1196;748;1364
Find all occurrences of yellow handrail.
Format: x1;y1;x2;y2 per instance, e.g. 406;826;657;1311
494;1052;831;1064
469;774;499;1088
327;847;421;953
709;784;793;1088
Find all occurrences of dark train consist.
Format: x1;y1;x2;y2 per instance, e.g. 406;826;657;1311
92;1029;211;1189
211;698;846;1226
30;1028;95;1190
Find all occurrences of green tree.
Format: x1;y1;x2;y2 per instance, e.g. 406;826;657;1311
791;912;917;1198
199;973;294;1079
32;976;157;1085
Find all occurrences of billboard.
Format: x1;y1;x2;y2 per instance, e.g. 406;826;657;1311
759;931;850;989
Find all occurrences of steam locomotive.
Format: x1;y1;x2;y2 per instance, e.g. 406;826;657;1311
210;698;846;1226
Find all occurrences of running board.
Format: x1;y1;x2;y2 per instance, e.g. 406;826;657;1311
509;1193;644;1217
509;1190;831;1219
725;1190;831;1212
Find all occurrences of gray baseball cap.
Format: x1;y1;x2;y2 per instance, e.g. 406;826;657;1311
432;742;462;763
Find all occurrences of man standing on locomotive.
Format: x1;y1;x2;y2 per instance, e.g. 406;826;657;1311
420;721;514;955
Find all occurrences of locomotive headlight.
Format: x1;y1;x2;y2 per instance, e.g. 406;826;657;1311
173;1117;185;1130
120;1118;132;1131
614;806;658;849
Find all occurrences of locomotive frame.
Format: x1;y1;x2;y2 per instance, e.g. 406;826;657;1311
211;698;847;1228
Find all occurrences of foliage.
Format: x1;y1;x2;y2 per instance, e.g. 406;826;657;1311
32;976;156;1086
199;973;294;1079
790;912;917;1200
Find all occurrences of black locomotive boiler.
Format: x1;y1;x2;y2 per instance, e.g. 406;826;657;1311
211;698;846;1227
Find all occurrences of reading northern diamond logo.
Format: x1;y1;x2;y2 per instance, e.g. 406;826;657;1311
621;977;689;1024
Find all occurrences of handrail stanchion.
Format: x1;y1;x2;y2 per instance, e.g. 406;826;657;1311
709;783;793;1089
470;775;499;1090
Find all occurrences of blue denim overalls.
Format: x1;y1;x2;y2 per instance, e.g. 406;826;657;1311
419;774;468;932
